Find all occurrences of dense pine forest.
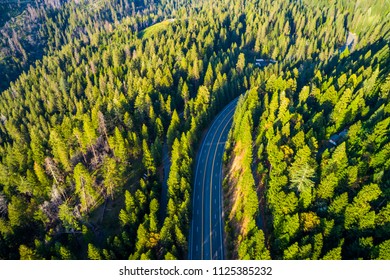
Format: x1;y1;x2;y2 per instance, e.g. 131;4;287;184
0;0;389;259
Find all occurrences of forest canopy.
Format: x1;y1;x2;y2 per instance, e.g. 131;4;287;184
0;0;389;259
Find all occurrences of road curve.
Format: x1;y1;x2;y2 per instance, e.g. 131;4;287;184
188;98;239;260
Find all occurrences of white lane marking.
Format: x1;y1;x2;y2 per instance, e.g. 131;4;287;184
207;106;237;260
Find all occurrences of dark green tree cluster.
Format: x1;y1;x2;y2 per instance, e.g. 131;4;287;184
224;89;270;260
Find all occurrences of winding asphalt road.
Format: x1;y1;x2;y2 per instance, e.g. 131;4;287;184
188;98;239;260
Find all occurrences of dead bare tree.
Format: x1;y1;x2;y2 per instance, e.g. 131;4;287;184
98;111;110;149
40;201;58;223
0;194;7;216
44;157;64;184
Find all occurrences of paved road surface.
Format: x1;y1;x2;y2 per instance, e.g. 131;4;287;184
188;98;239;260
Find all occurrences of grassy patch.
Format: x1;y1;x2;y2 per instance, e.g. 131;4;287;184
138;19;175;39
